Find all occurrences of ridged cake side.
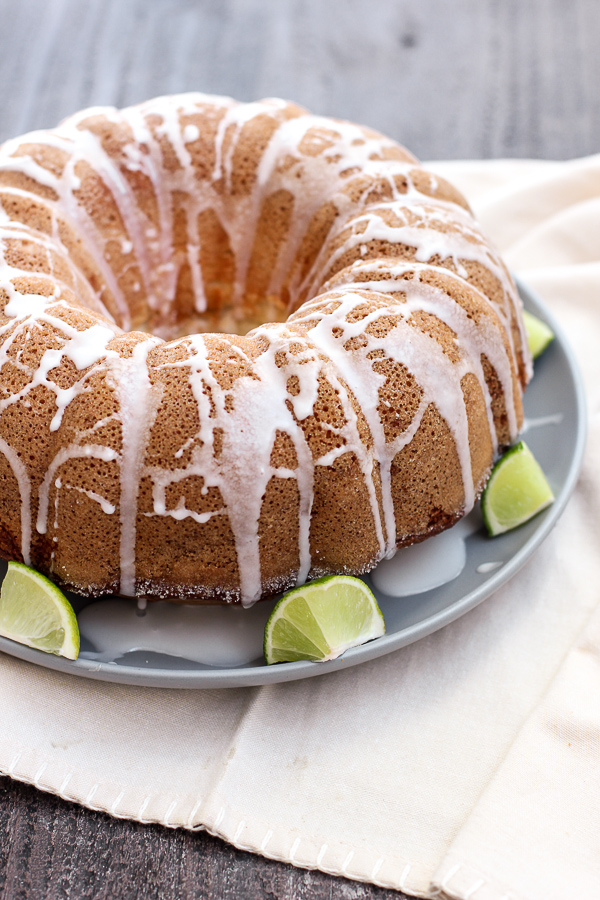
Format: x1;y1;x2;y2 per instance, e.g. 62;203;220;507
0;94;531;605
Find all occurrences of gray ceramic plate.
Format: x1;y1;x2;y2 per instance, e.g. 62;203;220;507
0;280;587;688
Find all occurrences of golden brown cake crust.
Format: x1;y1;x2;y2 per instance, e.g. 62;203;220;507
0;94;530;605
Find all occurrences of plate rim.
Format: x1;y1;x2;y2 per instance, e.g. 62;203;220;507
0;279;587;689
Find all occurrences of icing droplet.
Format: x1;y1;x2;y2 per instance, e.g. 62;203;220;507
476;561;503;574
522;414;563;432
183;124;200;143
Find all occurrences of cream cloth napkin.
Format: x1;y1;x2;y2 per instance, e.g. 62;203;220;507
1;157;600;900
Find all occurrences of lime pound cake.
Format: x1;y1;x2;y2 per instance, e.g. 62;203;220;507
0;94;531;606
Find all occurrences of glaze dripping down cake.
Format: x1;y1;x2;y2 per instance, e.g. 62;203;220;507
0;94;531;606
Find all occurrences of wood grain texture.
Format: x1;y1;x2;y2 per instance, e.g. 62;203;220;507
0;0;598;897
0;776;400;900
0;0;599;159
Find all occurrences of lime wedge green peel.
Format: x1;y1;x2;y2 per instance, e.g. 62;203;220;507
0;562;80;659
523;309;555;359
264;575;385;664
481;441;555;536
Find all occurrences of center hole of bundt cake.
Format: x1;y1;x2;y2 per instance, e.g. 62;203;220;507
126;185;303;338
127;197;298;339
187;292;289;339
156;184;299;338
138;282;292;340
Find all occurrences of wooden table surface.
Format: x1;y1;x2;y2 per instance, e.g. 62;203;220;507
0;1;598;897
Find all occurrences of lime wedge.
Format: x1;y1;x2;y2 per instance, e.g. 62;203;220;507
0;562;80;659
264;575;385;664
523;309;555;359
481;441;555;536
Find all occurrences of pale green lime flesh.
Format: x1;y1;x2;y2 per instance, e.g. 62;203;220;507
523;309;555;360
0;562;80;659
481;441;555;536
264;575;386;664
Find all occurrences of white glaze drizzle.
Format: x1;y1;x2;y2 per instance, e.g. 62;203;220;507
36;444;119;536
290;270;499;553
0;433;31;564
116;336;163;596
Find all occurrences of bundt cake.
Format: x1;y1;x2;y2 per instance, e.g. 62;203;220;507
0;93;531;606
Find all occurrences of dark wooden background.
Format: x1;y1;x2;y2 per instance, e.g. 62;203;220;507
0;0;598;897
